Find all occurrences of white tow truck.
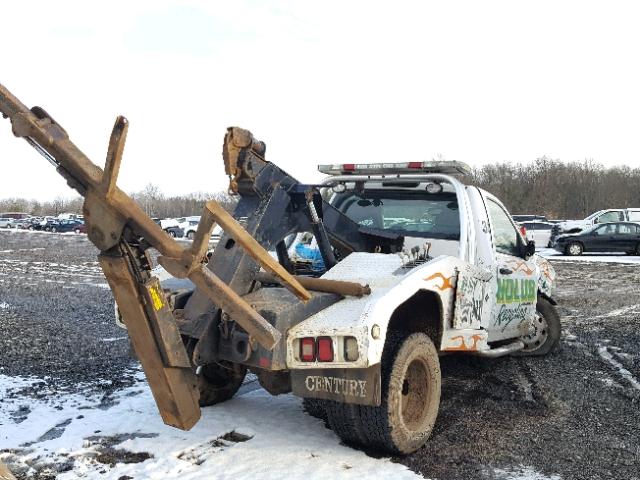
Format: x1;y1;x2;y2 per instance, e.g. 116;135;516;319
282;161;560;454
119;160;560;455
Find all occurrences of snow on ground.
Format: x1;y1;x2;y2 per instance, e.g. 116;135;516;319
492;466;562;480
538;247;640;264
0;372;420;480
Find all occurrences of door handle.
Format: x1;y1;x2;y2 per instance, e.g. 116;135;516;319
499;267;513;275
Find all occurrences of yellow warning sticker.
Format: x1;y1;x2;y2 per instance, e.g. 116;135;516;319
148;283;165;311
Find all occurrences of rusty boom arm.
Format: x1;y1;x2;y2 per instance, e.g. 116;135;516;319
0;83;313;430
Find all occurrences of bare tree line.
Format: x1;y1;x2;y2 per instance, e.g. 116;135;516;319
2;159;640;221
466;157;640;219
0;183;237;219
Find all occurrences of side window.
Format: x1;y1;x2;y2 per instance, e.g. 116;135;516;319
597;211;624;223
596;224;615;235
487;200;521;256
617;224;638;235
628;211;640;221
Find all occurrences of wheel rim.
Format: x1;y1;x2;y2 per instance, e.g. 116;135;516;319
568;243;581;255
521;311;549;352
400;358;430;431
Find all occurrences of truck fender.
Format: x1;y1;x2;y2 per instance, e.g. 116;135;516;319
385;289;445;349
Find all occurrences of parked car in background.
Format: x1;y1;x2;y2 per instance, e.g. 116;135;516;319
512;214;548;223
519;221;555;248
152;219;184;238
553;222;640;255
0;218;16;228
550;208;640;244
48;219;86;233
25;217;46;230
152;218;180;230
164;226;184;238
12;217;34;229
183;217;200;239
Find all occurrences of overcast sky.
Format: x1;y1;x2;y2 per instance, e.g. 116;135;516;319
1;0;639;201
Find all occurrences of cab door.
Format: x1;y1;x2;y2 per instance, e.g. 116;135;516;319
485;198;538;341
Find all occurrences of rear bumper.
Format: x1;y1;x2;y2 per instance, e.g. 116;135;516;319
290;364;381;406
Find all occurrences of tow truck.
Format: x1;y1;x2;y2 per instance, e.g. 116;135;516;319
0;84;560;454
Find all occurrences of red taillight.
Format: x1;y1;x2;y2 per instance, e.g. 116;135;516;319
342;163;356;172
408;161;422;169
300;337;315;362
317;337;334;362
519;226;527;237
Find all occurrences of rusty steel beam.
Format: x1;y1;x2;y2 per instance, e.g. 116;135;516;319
0;460;16;480
255;272;371;297
100;252;200;430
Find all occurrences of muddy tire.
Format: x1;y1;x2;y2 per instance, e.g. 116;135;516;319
515;296;561;356
302;398;329;423
325;332;441;455
565;242;583;256
198;362;247;407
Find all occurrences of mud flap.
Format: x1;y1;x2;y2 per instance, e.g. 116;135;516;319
291;365;381;406
99;252;200;430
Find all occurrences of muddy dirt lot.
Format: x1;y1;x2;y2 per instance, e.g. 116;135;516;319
0;230;638;480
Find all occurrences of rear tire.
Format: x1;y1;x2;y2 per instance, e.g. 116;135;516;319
187;231;195;240
51;227;57;233
565;242;582;256
325;332;441;455
302;398;329;423
515;296;561;356
198;362;247;407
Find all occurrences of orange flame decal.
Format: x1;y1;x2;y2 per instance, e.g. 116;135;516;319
447;334;484;351
424;272;455;291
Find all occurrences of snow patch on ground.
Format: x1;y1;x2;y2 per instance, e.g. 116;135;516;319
0;302;9;309
0;372;420;480
100;337;128;343
595;304;640;319
597;346;640;391
493;466;562;479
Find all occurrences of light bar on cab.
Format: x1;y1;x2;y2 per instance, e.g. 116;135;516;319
317;161;471;176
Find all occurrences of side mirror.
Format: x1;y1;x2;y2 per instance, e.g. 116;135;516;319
524;240;536;258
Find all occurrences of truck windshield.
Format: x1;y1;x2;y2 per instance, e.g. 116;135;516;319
332;190;460;240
